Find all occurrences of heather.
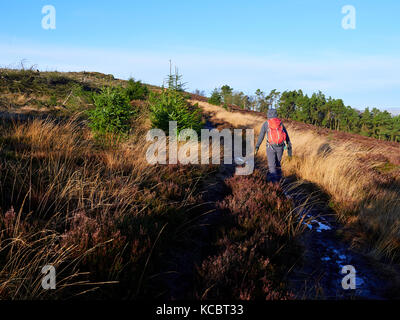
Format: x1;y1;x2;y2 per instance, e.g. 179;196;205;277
195;170;303;300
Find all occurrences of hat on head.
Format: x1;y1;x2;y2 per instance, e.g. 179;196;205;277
267;109;278;119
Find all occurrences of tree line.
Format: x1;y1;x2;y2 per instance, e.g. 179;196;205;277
206;86;400;142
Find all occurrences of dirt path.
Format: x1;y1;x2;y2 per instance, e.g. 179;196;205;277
280;177;398;299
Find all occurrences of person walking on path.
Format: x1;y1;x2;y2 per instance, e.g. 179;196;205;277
255;109;292;182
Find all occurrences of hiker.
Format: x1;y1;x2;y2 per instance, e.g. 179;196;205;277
254;109;292;182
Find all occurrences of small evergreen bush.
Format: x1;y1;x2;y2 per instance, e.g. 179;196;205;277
125;78;149;100
149;89;202;134
88;86;137;141
208;88;222;106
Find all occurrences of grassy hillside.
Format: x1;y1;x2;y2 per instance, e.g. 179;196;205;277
0;68;161;116
2;68;400;300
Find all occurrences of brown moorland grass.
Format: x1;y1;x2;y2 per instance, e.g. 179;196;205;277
0;116;217;299
0;113;304;300
193;99;400;262
0;69;307;300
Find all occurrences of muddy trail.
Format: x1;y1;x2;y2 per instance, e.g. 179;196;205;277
281;176;400;299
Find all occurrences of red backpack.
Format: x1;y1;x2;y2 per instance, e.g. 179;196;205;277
267;118;286;145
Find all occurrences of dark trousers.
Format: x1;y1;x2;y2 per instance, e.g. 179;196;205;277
266;144;284;181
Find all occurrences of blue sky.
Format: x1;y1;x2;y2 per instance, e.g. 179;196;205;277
1;0;400;111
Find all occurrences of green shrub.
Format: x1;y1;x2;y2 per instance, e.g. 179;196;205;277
125;78;149;100
208;88;222;106
87;87;137;139
149;89;203;134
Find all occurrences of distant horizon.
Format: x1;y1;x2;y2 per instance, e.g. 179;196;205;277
382;107;400;116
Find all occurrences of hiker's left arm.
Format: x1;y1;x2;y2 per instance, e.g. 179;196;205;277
282;125;292;157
